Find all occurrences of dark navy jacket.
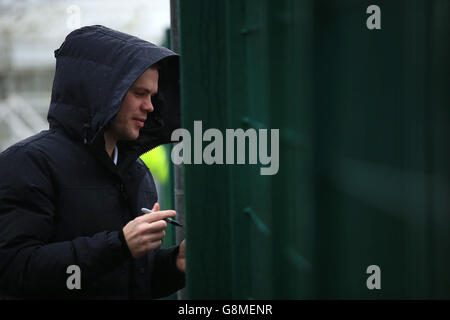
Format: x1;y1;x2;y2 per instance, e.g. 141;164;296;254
0;25;184;299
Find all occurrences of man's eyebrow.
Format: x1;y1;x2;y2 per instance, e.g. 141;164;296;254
131;86;157;94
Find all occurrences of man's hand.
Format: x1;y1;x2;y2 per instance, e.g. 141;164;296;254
176;239;186;273
122;202;175;259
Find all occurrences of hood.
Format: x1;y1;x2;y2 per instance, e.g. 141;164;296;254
47;25;180;171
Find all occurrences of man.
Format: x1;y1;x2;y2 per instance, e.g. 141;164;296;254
0;25;185;299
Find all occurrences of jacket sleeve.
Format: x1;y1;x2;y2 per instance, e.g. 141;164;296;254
149;245;186;299
0;146;129;298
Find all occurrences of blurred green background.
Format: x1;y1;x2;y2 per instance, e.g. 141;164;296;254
177;0;449;299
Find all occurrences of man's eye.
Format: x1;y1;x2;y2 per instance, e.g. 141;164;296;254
135;92;146;97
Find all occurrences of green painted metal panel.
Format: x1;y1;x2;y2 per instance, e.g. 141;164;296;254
177;0;450;299
266;0;316;299
179;0;234;299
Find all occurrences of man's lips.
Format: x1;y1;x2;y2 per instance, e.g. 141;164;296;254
133;118;146;127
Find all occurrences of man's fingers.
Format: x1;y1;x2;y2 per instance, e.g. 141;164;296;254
141;220;167;233
147;240;162;251
140;210;176;223
144;231;166;243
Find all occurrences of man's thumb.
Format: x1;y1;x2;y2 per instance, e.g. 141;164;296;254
152;202;160;212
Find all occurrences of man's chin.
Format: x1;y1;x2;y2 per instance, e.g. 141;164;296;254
127;134;140;141
118;132;140;142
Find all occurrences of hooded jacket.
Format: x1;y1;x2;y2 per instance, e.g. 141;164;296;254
0;25;184;299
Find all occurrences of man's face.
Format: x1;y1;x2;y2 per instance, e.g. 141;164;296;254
108;67;159;141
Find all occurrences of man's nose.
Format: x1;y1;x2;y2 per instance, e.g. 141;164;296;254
142;98;154;113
